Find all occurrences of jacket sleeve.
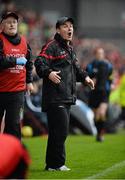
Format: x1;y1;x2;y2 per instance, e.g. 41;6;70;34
74;58;88;83
25;44;33;83
0;40;16;70
34;43;54;78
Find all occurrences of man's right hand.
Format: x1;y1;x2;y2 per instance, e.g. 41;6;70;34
48;71;61;84
16;57;27;65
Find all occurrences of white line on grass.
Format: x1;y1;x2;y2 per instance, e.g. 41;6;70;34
85;160;125;179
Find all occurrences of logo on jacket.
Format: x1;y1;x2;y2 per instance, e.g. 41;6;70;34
12;48;20;52
60;51;66;55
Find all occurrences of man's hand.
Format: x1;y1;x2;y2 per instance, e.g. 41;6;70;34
26;83;34;95
85;76;95;90
48;71;61;84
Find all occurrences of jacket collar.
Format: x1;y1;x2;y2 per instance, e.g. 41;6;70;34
2;32;21;45
54;33;72;50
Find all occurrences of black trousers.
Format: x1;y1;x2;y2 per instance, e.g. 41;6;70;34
0;91;24;139
46;103;70;168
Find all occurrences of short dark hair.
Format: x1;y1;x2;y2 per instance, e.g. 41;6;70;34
56;16;74;29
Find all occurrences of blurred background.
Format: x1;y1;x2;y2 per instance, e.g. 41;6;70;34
1;0;125;137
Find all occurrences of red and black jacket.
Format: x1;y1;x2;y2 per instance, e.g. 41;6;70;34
35;33;88;111
0;32;33;92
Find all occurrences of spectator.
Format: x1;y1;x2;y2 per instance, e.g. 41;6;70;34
118;67;125;127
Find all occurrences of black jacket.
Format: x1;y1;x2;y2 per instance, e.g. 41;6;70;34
35;33;88;111
0;32;33;83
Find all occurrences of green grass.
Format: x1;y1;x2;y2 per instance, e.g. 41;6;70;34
23;131;125;179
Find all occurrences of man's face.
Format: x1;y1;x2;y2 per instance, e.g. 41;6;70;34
95;48;105;60
57;21;73;41
2;17;18;36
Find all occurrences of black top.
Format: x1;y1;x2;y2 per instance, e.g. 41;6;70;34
35;33;88;111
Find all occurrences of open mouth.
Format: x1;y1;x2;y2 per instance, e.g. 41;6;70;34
68;32;72;37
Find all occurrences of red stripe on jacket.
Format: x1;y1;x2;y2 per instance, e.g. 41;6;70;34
39;40;67;60
40;53;67;60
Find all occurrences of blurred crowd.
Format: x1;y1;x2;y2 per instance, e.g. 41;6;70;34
19;10;125;71
1;1;123;68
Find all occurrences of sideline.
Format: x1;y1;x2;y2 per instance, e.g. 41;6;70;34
85;160;125;179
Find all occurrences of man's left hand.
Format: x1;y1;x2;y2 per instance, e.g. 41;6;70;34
85;76;95;90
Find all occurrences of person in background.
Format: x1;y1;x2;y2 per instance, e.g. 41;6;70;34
118;67;125;128
86;47;113;142
0;134;31;179
0;11;33;139
35;16;94;171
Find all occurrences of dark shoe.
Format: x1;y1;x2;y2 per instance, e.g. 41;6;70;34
96;128;105;142
96;134;104;142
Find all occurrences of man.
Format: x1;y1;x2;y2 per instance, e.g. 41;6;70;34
35;16;94;171
0;11;33;139
86;47;113;142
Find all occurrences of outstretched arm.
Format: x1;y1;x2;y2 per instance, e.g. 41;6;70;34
85;76;95;89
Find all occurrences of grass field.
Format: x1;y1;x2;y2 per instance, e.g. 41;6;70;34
23;130;125;179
